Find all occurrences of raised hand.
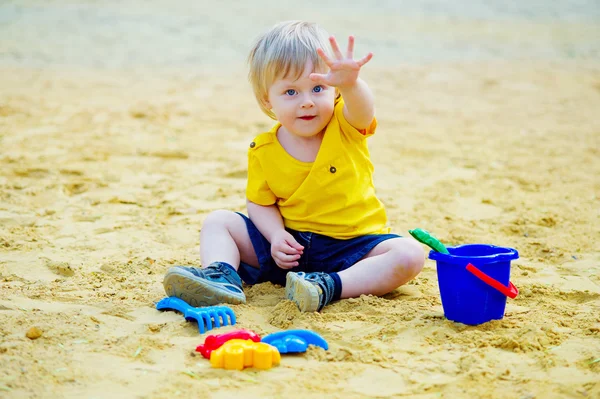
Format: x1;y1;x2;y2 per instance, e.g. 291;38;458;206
309;35;373;89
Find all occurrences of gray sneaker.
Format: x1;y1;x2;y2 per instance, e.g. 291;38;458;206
285;271;335;312
163;262;246;307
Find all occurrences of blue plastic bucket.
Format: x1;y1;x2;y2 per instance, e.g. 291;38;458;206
429;244;519;325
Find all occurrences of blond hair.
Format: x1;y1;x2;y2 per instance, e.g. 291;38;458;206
247;21;333;119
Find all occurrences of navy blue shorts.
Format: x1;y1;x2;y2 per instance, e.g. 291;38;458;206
235;213;401;286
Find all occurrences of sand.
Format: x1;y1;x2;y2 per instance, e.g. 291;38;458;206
1;1;599;398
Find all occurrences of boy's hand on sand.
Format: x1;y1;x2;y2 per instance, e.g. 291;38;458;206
270;230;304;270
310;35;373;89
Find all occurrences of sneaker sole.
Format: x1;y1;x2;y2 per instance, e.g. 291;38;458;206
163;270;246;307
285;272;320;312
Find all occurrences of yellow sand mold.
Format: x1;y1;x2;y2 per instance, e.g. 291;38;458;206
209;339;281;370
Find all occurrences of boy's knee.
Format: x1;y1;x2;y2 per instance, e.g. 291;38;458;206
391;239;425;280
203;210;239;230
405;239;425;277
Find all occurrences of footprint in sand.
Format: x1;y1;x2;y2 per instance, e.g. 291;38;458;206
63;182;88;196
44;259;76;277
13;167;50;178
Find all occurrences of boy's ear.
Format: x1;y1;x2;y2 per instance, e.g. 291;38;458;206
263;97;271;109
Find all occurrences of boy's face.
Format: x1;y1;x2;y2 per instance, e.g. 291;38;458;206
264;61;336;138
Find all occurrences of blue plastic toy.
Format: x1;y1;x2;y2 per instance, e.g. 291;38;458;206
156;297;236;334
429;244;519;325
261;329;328;353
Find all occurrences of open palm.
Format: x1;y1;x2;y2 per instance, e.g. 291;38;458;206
310;35;373;89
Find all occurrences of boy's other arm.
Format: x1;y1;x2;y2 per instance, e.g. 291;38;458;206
339;78;375;130
246;199;304;269
246;199;286;242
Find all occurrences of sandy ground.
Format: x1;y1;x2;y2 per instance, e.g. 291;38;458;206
1;1;600;398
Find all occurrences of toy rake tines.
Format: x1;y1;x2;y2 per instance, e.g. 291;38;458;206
156;297;237;334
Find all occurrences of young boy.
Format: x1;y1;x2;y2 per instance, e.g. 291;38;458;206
163;21;424;312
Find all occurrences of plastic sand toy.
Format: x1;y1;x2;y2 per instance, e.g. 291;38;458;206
261;329;328;353
429;244;519;325
210;339;281;370
196;329;261;359
156;297;236;334
409;228;449;254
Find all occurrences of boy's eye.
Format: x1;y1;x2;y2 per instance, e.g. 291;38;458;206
285;89;297;96
313;86;323;93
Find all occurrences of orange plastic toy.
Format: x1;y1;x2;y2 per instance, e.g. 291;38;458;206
209;339;281;370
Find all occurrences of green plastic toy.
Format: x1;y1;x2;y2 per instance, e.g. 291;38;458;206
408;228;450;254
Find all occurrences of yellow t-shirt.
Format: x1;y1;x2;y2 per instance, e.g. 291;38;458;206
246;97;391;239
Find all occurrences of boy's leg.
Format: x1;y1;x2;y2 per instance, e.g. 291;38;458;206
337;237;424;298
286;237;424;311
199;210;259;270
163;210;259;307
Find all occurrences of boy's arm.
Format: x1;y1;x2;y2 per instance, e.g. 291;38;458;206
338;78;374;131
310;35;375;130
246;200;285;242
247;199;304;269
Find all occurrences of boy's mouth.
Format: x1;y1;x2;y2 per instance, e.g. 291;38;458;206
299;116;316;121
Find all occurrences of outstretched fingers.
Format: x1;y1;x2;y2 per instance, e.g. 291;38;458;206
356;52;373;67
346;35;355;59
316;48;333;66
312;35;372;88
329;36;344;59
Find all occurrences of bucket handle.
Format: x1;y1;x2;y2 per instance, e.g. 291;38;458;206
465;263;518;299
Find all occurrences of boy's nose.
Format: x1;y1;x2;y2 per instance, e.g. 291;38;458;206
300;94;314;108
